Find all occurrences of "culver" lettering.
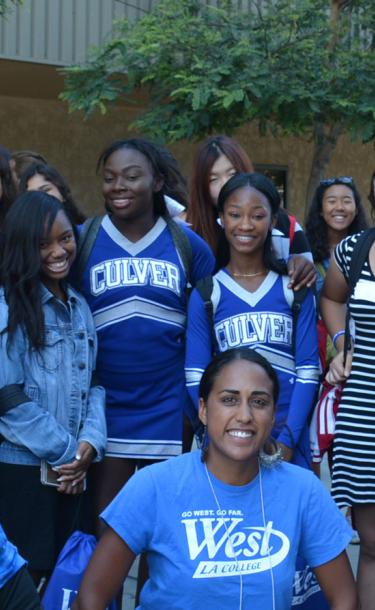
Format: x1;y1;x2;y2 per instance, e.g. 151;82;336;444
90;257;181;296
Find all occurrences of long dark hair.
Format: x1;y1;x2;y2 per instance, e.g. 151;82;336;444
368;169;375;218
19;163;86;225
216;172;286;273
187;136;254;254
97;138;185;217
200;347;279;404
11;150;47;183
0;191;78;349
155;145;188;208
305;180;368;263
0;152;17;226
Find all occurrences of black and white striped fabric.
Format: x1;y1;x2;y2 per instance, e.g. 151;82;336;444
332;232;375;506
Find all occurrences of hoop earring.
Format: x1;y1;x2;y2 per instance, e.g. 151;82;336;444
259;437;282;468
200;425;209;463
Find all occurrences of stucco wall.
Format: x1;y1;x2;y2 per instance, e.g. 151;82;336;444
234;125;374;220
0;87;373;223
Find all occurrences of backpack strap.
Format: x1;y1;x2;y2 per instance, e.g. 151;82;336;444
196;274;306;358
343;228;375;362
346;228;375;293
291;286;308;356
288;214;296;250
0;384;30;444
165;216;193;286
75;215;193;289
195;276;216;355
75;216;103;284
0;384;29;416
316;262;327;279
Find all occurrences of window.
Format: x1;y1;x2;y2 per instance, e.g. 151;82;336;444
254;164;288;208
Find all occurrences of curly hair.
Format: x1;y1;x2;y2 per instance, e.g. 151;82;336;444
305;180;368;263
97;138;187;218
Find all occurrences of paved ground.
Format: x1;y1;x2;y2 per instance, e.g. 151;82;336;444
320;455;359;575
122;561;137;610
122;455;359;609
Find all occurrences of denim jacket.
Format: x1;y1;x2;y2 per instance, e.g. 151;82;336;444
0;284;107;467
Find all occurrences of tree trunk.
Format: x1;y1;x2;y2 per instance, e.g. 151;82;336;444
304;0;347;216
304;121;343;217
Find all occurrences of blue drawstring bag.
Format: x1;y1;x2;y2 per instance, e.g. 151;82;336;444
42;530;116;610
291;558;330;610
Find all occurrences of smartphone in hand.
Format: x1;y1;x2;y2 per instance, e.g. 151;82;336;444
40;460;60;487
40;460;87;490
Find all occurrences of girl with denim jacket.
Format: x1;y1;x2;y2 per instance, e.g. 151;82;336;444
0;191;106;591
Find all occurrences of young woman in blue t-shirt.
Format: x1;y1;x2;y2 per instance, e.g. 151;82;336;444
73;348;356;610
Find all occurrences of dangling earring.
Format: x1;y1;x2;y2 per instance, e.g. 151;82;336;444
259;438;282;468
200;425;209;463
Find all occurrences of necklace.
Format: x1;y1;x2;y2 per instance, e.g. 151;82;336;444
231;270;266;278
204;462;276;610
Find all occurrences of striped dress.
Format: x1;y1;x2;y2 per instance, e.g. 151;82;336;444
332;232;375;506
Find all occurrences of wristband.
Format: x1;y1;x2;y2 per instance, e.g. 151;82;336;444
332;330;346;349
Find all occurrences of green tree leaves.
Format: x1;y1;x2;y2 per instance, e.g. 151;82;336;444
61;0;375;147
0;0;22;16
60;0;374;202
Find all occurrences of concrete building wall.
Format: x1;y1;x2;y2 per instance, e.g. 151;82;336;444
0;1;373;224
235;124;374;219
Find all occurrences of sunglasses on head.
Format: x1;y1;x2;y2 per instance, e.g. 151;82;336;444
320;176;353;187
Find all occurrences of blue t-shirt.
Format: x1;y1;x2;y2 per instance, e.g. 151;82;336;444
102;452;351;610
0;524;25;588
